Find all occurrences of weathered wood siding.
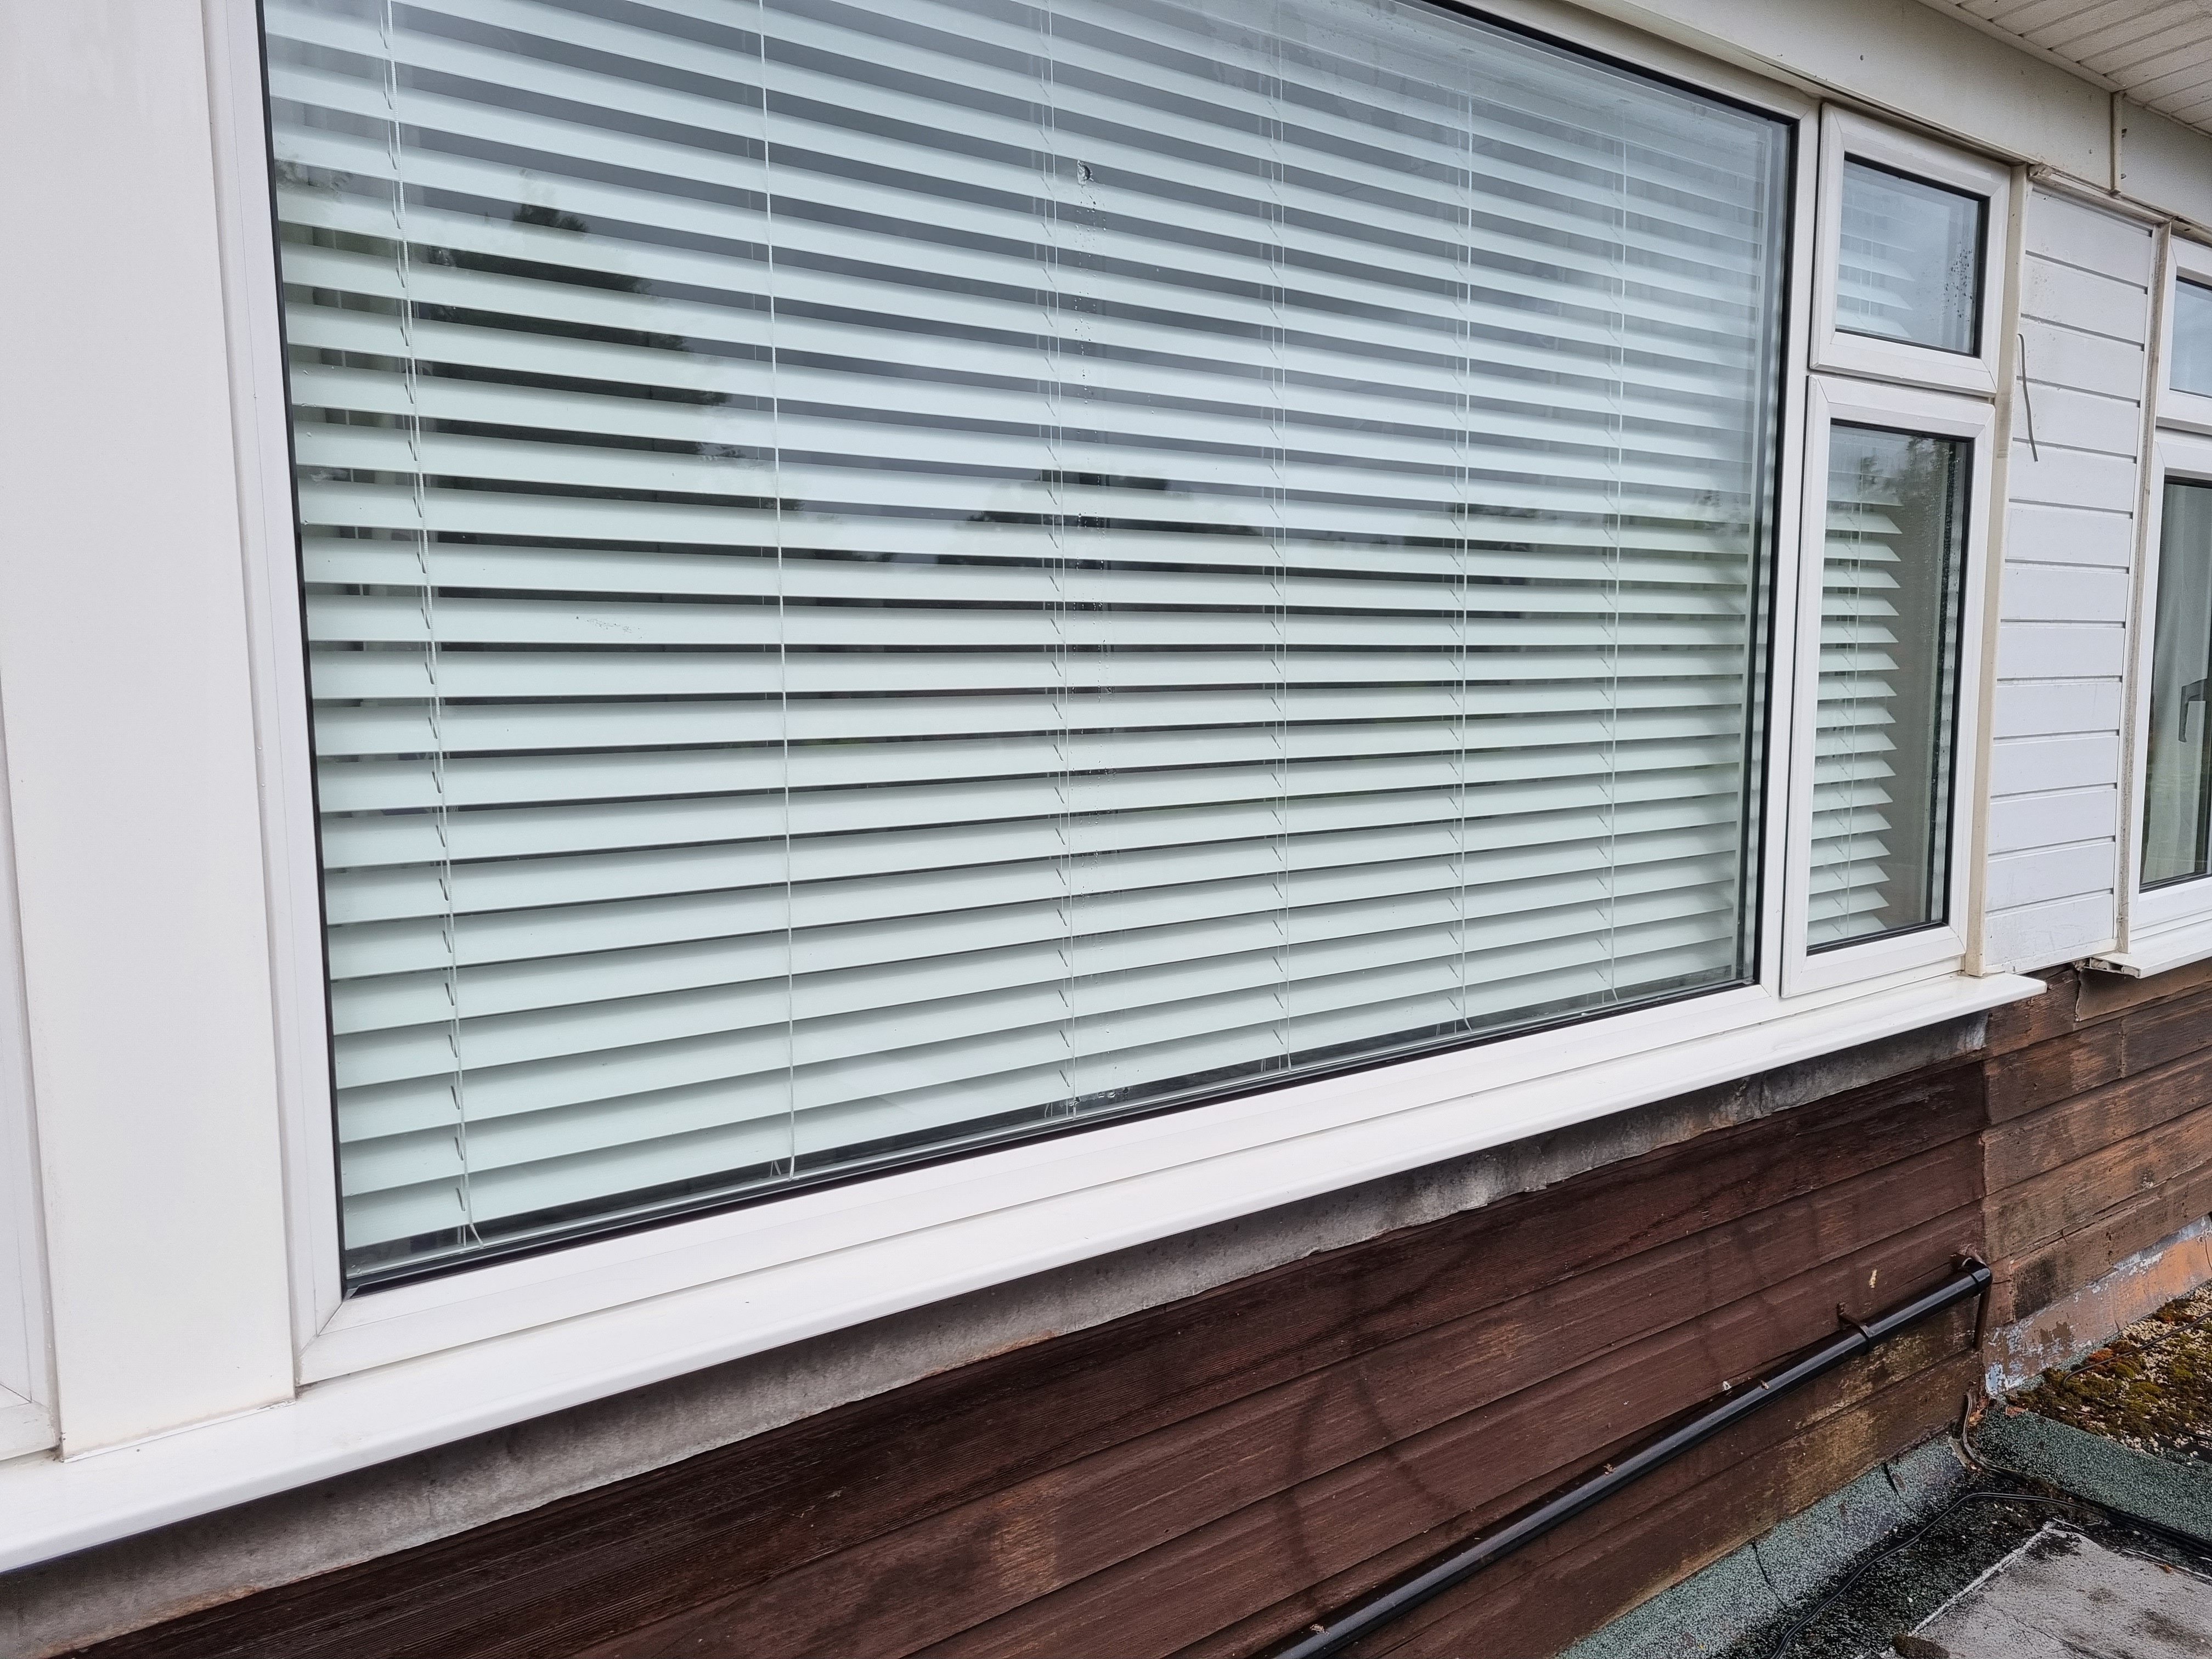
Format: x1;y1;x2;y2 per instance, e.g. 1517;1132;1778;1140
72;966;2212;1659
1982;962;2212;1336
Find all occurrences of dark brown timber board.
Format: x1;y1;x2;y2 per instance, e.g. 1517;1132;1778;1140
1997;1155;2212;1323
1363;1339;1979;1659
1984;1020;2125;1123
769;1220;1983;1659
1983;975;2212;1127
1183;1318;1974;1659
1984;1045;2212;1192
74;1068;1982;1659
63;969;2212;1659
1983;969;2075;1054
1989;1096;2212;1258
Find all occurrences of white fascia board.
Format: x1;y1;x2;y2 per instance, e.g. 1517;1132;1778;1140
0;970;2041;1574
2118;101;2212;234
1552;0;2112;176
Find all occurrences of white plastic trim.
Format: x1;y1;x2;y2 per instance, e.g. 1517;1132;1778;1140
0;968;2041;1574
2086;915;2212;977
0;1395;50;1464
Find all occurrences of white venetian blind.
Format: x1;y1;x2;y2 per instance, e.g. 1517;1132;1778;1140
1809;425;1966;948
263;0;1788;1282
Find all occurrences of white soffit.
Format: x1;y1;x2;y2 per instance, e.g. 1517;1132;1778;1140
1921;0;2212;131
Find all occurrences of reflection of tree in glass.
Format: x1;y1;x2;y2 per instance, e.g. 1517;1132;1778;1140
1830;426;1963;938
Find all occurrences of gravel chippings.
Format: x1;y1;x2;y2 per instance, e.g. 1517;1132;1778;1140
2017;1286;2212;1465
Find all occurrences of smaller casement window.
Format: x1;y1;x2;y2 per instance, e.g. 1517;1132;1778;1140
2157;241;2212;437
2119;247;2212;968
2171;280;2212;399
2142;480;2212;888
1808;424;1970;946
1813;110;2010;398
1835;161;1987;358
1785;376;1992;998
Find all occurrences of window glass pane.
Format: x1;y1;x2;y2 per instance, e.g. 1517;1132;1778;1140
1809;426;1969;949
2143;482;2212;885
264;0;1788;1284
2172;280;2212;398
1837;159;1985;356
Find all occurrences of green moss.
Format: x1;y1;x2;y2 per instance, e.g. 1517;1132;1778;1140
2014;1284;2212;1466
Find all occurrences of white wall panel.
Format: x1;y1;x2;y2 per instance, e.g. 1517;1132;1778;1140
1986;842;2120;911
1981;188;2156;970
0;0;295;1451
1987;786;2120;853
2000;563;2134;622
1990;678;2126;738
1995;621;2131;679
2119;103;2212;227
2006;500;2139;565
1989;733;2125;795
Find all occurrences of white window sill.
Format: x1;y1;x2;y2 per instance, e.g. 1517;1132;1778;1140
0;968;2041;1572
2087;912;2212;978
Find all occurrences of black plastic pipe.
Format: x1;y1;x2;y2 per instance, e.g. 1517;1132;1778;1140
1276;1256;1994;1659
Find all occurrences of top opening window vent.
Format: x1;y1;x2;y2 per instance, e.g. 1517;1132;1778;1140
1836;158;1986;357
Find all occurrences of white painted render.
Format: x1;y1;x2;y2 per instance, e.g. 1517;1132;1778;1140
0;0;296;1457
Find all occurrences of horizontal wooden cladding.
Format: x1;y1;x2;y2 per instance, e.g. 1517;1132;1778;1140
1359;1322;1980;1659
888;1228;1978;1659
1987;1046;2212;1193
1981;966;2212;1327
1183;1325;1971;1659
77;1064;1987;1659
1140;1318;1973;1659
86;957;2212;1659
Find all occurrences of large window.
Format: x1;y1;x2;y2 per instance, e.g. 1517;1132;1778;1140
2159;239;2212;439
1784;375;1989;996
265;0;1787;1284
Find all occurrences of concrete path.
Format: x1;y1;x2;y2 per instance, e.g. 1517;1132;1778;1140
1909;1522;2212;1658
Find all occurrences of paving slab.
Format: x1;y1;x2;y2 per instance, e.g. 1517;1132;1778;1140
1909;1522;2212;1658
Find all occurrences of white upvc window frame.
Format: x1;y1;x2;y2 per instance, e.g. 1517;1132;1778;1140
2109;429;2212;971
225;0;2014;1383
2156;234;2212;436
217;0;1861;1390
0;720;54;1463
1811;108;2012;399
0;0;2052;1580
1780;377;1998;998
